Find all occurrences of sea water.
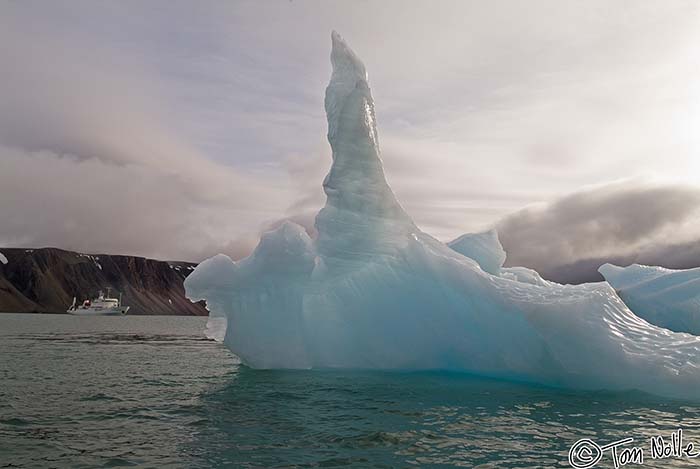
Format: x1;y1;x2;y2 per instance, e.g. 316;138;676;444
1;313;699;468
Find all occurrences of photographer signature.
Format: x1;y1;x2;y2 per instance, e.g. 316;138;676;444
568;429;699;468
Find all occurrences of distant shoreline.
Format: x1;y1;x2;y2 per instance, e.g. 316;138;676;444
1;311;206;316
0;247;207;316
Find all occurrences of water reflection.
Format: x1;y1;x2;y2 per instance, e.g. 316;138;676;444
194;369;700;468
3;314;699;468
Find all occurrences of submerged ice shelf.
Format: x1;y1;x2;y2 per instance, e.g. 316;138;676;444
186;32;700;399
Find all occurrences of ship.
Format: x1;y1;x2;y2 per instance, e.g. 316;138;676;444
67;288;129;315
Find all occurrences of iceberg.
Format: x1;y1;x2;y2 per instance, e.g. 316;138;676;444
600;263;700;336
447;229;506;275
186;32;700;399
499;266;552;287
448;229;552;286
446;232;699;328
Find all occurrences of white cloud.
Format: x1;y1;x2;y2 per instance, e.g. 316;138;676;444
1;1;699;263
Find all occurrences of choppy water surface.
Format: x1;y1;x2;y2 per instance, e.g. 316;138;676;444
1;314;699;468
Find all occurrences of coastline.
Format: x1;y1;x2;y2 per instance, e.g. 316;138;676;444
0;247;207;316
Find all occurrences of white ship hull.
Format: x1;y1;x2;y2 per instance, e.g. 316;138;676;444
67;290;129;315
68;306;129;316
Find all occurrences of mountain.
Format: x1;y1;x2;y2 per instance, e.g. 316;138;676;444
0;247;207;315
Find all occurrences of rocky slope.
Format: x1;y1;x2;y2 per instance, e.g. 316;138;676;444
0;247;207;315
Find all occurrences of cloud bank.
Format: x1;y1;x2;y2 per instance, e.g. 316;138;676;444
496;182;700;283
1;1;699;275
0;2;308;261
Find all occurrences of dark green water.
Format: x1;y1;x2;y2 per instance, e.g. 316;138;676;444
1;313;700;468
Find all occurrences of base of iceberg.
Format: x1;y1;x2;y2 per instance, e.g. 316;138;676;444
186;31;700;400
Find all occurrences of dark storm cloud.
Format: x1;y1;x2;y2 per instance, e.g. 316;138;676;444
496;182;700;283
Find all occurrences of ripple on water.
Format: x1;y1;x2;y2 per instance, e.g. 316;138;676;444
2;314;700;468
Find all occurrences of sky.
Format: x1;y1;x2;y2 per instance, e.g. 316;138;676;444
1;0;699;282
